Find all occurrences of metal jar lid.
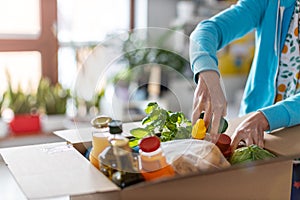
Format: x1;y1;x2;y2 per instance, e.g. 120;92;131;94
90;115;112;129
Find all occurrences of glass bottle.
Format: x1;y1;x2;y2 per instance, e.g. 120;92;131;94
110;120;144;188
139;136;175;181
99;120;144;188
89;115;111;169
98;120;121;179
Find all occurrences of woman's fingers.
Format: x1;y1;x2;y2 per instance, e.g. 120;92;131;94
252;129;264;148
231;129;245;151
231;112;269;151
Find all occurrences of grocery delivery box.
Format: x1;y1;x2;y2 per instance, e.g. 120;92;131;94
1;116;300;200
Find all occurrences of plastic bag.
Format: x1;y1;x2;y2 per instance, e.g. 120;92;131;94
161;139;230;176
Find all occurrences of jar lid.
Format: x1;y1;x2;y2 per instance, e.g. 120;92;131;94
91;116;112;129
216;133;231;152
108;120;123;134
139;136;160;152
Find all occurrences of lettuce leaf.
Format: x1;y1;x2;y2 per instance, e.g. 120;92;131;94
229;145;276;165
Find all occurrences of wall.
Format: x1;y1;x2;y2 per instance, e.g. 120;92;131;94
147;0;180;28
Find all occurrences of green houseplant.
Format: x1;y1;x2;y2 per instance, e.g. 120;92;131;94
2;73;40;134
112;30;188;83
37;77;70;115
0;93;4;117
0;93;8;138
36;77;71;133
2;74;71;134
109;29;190;103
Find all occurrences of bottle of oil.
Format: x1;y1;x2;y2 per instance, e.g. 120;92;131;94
139;136;175;181
99;120;144;188
89;116;111;169
110;120;144;188
98;120;121;179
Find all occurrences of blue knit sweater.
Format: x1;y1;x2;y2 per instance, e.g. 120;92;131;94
190;0;299;131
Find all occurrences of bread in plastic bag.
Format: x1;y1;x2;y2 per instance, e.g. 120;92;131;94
161;139;230;176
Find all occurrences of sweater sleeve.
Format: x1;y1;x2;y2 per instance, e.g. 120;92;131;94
259;93;300;131
189;0;268;82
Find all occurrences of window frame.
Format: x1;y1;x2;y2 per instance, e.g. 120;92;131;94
0;0;58;83
0;0;136;84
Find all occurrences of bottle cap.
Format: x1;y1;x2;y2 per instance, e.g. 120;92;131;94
216;133;231;152
108;120;123;134
91;115;112;129
139;136;160;152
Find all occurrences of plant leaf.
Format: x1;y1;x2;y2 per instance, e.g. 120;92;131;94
130;128;149;139
145;102;158;114
129;138;140;148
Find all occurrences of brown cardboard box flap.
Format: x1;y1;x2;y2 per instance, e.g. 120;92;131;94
54;128;92;144
121;158;292;200
0;142;119;199
54;122;142;145
264;125;300;157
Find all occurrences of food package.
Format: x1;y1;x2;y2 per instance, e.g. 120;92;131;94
161;139;230;176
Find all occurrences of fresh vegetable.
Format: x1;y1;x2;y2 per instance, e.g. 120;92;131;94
129;102;192;147
199;112;228;133
229;145;276;165
191;119;206;139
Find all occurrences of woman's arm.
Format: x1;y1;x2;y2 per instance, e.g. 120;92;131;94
260;93;300;131
190;0;268;81
231;93;300;150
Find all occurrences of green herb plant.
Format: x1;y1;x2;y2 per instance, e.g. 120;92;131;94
129;102;192;147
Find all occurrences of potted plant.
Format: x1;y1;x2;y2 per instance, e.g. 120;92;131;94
0;93;8;138
2;76;40;135
111;30;189;99
36;77;70;132
2;74;71;134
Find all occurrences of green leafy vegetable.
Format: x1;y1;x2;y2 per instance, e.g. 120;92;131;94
130;128;149;139
129;138;140;148
229;145;276;165
130;102;192;145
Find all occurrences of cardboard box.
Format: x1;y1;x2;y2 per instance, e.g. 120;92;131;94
0;154;27;199
1;116;299;200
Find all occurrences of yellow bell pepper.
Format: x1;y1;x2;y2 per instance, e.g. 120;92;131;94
192;119;207;140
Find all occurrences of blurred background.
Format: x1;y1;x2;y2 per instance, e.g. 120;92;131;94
0;0;254;147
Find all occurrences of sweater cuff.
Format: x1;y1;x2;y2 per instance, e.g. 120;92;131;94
259;104;290;131
192;55;219;83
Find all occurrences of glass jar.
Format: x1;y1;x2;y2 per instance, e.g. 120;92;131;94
139;136;175;181
89;115;111;169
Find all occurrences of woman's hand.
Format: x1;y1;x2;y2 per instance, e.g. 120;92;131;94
192;71;227;142
231;111;270;151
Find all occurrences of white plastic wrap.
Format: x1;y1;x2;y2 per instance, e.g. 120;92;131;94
161;139;230;175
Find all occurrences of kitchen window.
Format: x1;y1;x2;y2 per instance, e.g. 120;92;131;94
57;0;132;89
0;0;57;94
0;0;135;95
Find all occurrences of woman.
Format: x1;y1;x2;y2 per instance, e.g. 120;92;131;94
190;0;300;150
